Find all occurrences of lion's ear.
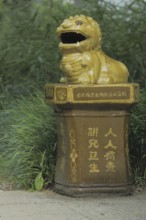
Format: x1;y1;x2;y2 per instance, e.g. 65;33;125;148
88;17;93;21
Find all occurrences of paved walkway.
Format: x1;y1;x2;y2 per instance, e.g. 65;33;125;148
0;189;146;220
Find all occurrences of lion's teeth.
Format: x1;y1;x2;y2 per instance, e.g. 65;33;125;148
77;42;80;46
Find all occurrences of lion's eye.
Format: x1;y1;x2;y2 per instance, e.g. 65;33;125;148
76;21;83;25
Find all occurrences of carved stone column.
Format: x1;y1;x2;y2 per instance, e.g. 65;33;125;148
45;83;139;196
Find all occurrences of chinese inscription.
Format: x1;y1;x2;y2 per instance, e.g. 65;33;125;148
74;87;130;101
104;128;117;173
87;127;100;173
58;121;66;171
87;127;118;174
69;129;78;183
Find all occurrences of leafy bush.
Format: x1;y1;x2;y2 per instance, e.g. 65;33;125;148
0;0;79;107
0;91;57;190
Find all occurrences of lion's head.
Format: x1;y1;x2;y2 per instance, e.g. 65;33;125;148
56;15;102;52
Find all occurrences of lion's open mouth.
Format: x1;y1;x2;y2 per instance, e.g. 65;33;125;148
61;32;87;44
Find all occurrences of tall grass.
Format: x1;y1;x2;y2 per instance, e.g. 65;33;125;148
0;91;57;190
130;85;146;185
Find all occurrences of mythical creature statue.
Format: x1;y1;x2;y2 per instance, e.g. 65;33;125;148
56;15;128;84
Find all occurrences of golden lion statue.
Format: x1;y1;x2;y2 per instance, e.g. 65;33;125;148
56;15;128;84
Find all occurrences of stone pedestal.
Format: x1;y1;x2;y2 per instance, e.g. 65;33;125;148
45;83;139;196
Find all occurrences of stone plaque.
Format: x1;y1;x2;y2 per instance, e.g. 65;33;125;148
73;86;130;101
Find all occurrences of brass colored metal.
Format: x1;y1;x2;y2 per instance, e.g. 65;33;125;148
45;83;139;196
45;83;139;105
56;15;129;84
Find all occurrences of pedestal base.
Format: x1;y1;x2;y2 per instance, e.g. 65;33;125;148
54;110;134;196
55;183;133;197
45;83;139;197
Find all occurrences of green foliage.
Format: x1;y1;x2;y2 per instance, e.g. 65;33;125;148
35;172;44;191
130;85;146;185
0;0;79;107
0;2;57;99
0;91;57;189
